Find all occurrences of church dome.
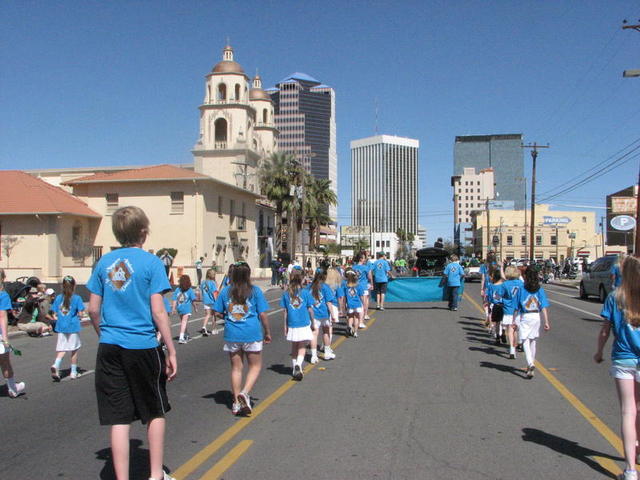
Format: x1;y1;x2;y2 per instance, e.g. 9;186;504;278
211;44;246;75
249;88;270;100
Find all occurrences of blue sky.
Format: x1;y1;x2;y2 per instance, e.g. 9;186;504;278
1;1;639;242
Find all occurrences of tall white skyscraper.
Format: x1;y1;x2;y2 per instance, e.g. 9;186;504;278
351;135;419;234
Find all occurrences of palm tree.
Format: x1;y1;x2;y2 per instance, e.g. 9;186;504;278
305;177;337;251
258;153;301;255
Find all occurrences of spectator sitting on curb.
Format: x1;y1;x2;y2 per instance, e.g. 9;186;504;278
16;288;53;337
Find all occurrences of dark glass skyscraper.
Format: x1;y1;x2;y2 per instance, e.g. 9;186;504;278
453;134;525;209
267;73;337;219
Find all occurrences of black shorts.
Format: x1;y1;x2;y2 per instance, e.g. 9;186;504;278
491;304;504;323
95;343;170;425
373;282;388;294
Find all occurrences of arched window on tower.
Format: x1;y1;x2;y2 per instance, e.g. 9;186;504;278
235;84;241;100
214;118;228;146
207;85;212;103
217;83;227;100
262;109;268;123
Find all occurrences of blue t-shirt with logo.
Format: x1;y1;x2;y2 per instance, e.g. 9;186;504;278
52;293;85;333
352;264;371;288
87;247;171;349
280;289;313;328
602;293;640;361
487;282;505;305
214;285;269;343
444;262;465;287
373;259;392;283
307;283;336;320
173;287;196;315
0;291;11;337
612;264;622;288
200;279;218;306
517;287;550;313
501;279;524;315
338;284;365;309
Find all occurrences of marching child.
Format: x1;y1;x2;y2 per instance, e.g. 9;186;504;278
50;275;85;380
339;269;366;338
308;268;337;362
281;268;315;380
486;268;505;344
501;266;525;359
325;267;343;323
87;206;177;480
200;268;218;336
594;256;640;480
172;275;197;344
213;262;271;416
516;265;550;378
0;268;26;398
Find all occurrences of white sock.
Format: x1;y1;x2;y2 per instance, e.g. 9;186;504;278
509;346;516;355
7;377;16;391
179;334;184;340
523;339;534;366
311;348;317;357
53;358;62;368
291;358;297;369
296;355;304;366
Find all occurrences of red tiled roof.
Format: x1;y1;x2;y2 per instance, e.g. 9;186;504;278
62;164;210;184
0;171;100;217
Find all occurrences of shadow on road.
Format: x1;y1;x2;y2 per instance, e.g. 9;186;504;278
458;317;484;324
469;346;509;359
203;390;233;408
479;360;528;378
268;363;292;376
95;439;172;480
521;428;621;479
578;316;604;324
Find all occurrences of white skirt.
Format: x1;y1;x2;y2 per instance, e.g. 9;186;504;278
519;312;541;341
56;333;82;352
286;325;313;342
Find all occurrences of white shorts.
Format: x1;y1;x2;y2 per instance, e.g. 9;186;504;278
348;307;363;315
224;341;263;353
610;363;640;381
313;318;332;328
178;312;192;318
286;325;313;342
501;314;518;326
328;303;339;323
56;332;82;352
519;312;541;340
366;284;372;291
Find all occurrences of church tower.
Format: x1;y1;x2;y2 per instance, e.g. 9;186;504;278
193;44;269;192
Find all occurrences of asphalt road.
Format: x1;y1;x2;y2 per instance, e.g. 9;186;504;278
0;283;627;479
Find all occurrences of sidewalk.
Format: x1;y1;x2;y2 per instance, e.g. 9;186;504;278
549;277;580;289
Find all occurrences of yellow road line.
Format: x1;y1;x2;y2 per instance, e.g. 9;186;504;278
199;440;253;480
173;315;376;479
462;292;623;476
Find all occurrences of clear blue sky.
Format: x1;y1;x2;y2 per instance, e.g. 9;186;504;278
2;1;639;243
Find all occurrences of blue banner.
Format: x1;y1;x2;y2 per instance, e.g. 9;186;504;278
375;277;465;303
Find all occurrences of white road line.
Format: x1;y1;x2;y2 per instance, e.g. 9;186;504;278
548;298;601;319
545;288;579;298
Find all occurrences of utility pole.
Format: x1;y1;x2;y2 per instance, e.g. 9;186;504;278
623;20;640;255
522;142;550;261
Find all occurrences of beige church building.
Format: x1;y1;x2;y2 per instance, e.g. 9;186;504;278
0;45;279;284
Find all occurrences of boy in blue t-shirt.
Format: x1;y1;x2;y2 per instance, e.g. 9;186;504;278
443;255;465;311
87;206;176;480
373;253;393;311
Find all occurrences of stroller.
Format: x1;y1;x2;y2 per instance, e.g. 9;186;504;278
4;276;40;326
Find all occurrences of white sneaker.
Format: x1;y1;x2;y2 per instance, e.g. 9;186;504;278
359;323;367;329
8;382;25;398
353;331;358;338
149;471;177;480
310;355;319;364
231;401;241;415
70;371;80;379
178;337;187;344
50;365;60;381
292;364;304;381
324;348;336;360
237;391;252;415
364;315;370;320
622;470;638;480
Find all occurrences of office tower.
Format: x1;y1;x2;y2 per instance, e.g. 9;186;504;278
268;73;337;219
453;134;525;209
351;135;419;234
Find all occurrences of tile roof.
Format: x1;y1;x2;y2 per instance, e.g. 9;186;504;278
62;164;210;185
0;171;100;217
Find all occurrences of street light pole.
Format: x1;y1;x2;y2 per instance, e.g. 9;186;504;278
522;142;550;261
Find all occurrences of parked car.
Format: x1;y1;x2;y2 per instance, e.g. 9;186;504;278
579;255;617;302
464;258;482;282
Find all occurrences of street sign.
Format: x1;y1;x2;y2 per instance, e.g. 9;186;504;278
543;216;571;225
611;215;636;231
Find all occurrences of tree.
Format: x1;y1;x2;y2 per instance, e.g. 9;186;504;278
258;153;302;255
1;235;21;268
352;237;370;253
305;177;337;252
